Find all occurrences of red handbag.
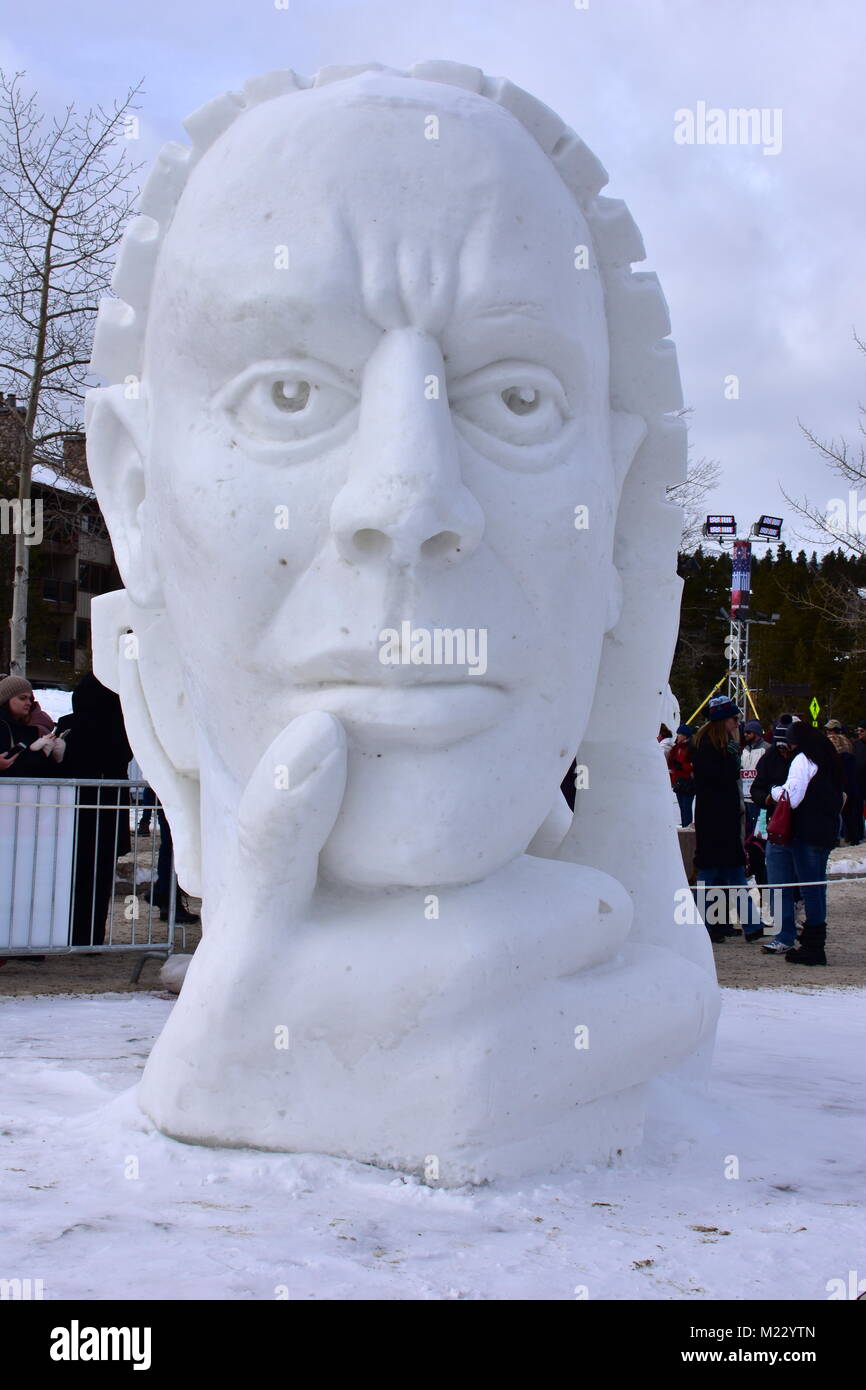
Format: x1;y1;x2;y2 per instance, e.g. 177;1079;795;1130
767;790;793;845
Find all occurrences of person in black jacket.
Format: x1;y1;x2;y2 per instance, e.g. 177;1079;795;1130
59;673;133;947
852;720;866;815
756;721;842;966
750;727;794;817
826;730;862;845
0;676;65;778
693;696;762;943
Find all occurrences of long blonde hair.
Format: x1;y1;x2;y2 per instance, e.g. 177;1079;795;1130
694;720;734;754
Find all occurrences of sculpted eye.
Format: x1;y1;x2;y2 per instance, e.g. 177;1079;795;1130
450;364;570;448
219;362;357;445
502;385;541;415
272;378;311;413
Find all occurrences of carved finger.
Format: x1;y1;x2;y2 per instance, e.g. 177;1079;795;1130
236;710;347;909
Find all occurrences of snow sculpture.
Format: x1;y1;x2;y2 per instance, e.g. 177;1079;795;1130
88;63;719;1183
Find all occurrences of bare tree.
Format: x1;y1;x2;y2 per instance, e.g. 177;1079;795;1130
781;333;866;648
784;335;866;549
0;70;141;675
667;452;723;550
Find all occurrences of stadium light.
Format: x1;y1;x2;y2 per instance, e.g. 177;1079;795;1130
751;514;783;540
702;514;737;538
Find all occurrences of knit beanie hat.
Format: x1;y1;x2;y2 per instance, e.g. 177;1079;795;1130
0;675;33;707
676;723;693;736
708;696;739;722
772;722;790;745
743;720;763;735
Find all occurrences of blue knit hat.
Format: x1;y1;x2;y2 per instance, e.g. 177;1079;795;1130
708;696;739;722
676;723;693;736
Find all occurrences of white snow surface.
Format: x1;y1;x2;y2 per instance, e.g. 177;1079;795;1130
29;687;73;724
0;987;861;1301
828;843;866;876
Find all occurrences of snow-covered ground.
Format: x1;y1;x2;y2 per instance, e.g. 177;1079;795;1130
829;843;866;875
0;987;861;1301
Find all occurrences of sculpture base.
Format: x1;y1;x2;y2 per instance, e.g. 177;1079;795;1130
137;856;718;1185
146;1080;648;1187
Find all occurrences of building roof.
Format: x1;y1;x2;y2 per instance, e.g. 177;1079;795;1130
31;462;94;498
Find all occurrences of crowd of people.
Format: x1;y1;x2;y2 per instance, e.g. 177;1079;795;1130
660;697;858;967
0;672;198;961
4;668;858;972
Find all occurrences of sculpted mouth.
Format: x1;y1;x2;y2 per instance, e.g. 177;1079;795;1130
286;668;510;748
289;649;504;688
298;676;504;690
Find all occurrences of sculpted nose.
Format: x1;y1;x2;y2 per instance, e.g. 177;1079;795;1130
330;329;484;566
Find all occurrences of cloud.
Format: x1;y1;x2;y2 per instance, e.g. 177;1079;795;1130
7;0;863;535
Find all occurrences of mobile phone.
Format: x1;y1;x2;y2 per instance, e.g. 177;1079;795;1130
9;742;28;755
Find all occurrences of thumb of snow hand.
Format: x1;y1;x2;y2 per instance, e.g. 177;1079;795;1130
237;711;347;905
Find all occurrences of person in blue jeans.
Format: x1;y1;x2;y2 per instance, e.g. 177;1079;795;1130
151;808;199;925
757;722;842;966
137;783;156;834
751;724;797;946
668;724;696;827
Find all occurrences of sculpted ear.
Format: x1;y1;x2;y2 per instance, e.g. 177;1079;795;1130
611;410;647;494
605;411;646;632
604;563;623;633
84;385;163;609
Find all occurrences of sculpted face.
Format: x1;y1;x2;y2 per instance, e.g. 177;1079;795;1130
141;76;622;887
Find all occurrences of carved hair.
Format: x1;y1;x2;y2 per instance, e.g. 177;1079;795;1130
92;62;684;455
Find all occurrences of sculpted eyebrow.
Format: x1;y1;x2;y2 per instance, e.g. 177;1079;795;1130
463;302;552;320
230;297;372;325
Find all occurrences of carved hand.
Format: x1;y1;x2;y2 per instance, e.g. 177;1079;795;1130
224;709;348;936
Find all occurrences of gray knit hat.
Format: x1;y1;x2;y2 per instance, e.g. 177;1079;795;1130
0;675;33;707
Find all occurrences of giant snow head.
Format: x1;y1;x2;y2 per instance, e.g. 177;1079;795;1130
87;63;685;898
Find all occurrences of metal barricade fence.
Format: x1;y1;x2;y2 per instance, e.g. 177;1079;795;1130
0;779;190;977
690;875;865;931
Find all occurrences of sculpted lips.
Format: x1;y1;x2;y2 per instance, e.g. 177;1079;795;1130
284;649;509;747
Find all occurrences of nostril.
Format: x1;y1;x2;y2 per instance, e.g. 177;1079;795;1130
352;528;389;556
421;530;462;560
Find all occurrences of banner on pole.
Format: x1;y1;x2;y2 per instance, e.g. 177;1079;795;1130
731;539;752;617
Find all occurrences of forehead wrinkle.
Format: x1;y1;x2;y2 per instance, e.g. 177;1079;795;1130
353;228;461;336
396;235;460;336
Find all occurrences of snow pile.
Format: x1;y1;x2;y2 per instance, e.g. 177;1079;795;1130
30;686;73;724
828;842;866;876
0;988;861;1301
157;955;191;994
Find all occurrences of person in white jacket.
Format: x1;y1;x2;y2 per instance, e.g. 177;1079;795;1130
740;719;768;836
761;722;843;965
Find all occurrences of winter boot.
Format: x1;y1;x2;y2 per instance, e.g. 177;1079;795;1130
785;923;827;967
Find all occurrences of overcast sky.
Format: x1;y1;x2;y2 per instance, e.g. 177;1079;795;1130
2;0;862;548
